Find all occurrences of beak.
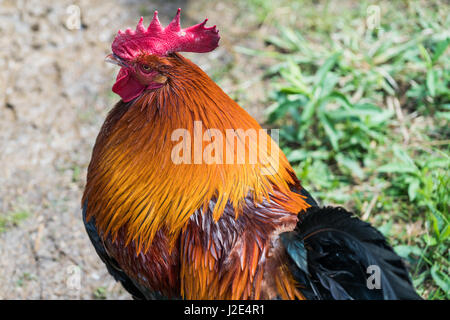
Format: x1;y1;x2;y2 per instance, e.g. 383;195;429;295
105;53;130;68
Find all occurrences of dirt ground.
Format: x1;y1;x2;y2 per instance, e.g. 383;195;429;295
0;0;277;299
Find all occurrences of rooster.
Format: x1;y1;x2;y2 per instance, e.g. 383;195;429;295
82;9;421;300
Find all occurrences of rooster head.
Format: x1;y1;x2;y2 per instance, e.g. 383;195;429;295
106;8;220;102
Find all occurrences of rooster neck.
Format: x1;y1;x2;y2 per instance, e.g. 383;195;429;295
82;54;308;252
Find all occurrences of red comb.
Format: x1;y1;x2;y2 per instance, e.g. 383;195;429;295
112;8;220;60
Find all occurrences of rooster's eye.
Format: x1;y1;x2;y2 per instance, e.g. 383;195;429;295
140;64;152;73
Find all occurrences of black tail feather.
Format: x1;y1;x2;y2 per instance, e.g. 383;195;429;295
281;206;422;300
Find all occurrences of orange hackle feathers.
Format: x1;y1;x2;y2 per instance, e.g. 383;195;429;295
83;53;309;299
83;54;307;251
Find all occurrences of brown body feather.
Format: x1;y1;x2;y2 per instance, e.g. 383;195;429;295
83;53;309;299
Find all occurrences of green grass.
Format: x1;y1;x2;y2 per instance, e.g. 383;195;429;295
0;208;30;233
93;286;108;300
16;272;37;287
238;0;449;299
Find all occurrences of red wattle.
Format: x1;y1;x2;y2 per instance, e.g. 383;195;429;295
112;68;146;102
